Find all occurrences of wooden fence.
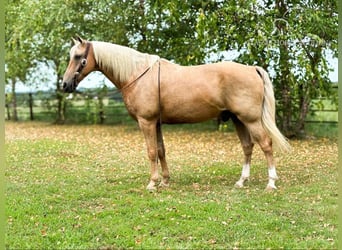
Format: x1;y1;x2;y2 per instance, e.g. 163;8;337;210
5;89;338;126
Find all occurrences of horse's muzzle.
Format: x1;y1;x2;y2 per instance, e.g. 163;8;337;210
62;81;77;93
62;73;79;93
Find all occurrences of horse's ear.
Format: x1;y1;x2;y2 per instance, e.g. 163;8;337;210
75;35;85;44
71;37;78;45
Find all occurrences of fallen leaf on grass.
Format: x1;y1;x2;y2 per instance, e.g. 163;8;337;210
208;238;217;244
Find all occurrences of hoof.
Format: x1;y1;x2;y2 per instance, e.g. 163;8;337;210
146;186;157;193
234;181;244;188
235;178;248;188
265;184;277;192
159;181;170;188
146;182;157;192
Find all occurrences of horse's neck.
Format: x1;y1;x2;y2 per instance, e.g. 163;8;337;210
92;41;157;88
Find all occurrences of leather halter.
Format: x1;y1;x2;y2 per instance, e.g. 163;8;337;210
76;42;91;74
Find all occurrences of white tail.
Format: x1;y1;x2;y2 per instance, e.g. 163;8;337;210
256;66;291;152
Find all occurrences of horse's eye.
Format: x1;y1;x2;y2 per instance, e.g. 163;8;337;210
74;55;82;60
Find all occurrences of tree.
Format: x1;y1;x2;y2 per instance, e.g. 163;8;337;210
286;1;338;135
6;0;133;123
127;0;221;65
23;0;92;123
196;0;337;137
5;0;36;121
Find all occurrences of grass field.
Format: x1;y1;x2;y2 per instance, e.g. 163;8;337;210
5;122;337;249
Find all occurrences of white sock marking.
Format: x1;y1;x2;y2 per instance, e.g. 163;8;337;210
268;166;278;180
235;164;250;187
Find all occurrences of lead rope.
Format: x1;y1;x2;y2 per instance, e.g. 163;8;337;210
156;60;162;166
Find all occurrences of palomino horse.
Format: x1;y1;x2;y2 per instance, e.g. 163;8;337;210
62;36;290;191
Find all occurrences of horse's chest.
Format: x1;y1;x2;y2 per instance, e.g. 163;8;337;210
122;95;138;118
123;93;159;121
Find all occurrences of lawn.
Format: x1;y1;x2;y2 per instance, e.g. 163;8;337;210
5;122;338;249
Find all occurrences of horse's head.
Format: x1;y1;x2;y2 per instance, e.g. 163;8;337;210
62;36;96;93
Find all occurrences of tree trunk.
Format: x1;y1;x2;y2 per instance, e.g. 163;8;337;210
54;61;66;124
296;92;310;137
55;75;65;124
275;0;293;137
5;94;11;120
99;96;105;124
296;40;323;137
11;78;18;121
29;92;34;120
138;0;147;46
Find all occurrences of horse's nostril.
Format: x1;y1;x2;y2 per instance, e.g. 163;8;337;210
62;82;72;93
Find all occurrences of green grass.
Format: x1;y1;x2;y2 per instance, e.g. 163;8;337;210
5;122;337;249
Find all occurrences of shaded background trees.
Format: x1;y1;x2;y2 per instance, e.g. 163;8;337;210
5;0;337;136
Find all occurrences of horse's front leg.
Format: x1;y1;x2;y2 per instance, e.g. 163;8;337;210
157;122;170;187
138;118;159;191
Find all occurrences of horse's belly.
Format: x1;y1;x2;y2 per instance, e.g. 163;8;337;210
162;104;221;124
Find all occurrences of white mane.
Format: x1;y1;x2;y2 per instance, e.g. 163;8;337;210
92;41;160;84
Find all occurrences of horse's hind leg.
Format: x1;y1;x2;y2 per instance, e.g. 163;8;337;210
157;122;170;187
245;120;278;190
232;117;254;188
